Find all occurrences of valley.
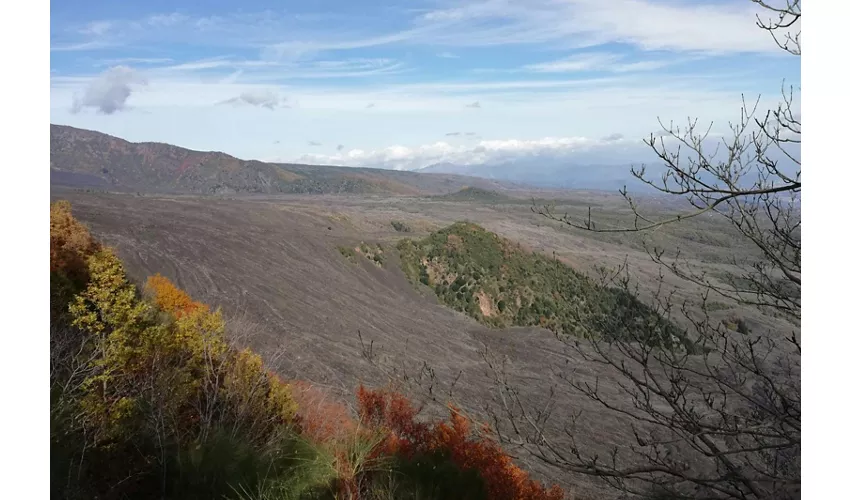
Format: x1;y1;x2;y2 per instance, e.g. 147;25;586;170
50;185;790;498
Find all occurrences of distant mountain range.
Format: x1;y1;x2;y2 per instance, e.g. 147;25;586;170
50;124;525;196
416;159;669;194
52;124;787;197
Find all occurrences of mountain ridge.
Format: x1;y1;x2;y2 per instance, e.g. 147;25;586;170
50;124;526;196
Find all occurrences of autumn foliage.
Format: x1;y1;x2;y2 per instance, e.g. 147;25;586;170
289;381;356;443
50;201;566;500
50;200;101;281
145;273;208;318
357;386;564;500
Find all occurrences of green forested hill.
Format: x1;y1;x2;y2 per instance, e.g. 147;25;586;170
398;222;682;343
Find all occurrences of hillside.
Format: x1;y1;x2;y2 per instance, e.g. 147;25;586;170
50;124;521;196
398;222;683;344
433;187;516;203
50;201;564;500
50;189;785;498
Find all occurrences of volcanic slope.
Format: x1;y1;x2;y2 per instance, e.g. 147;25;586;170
51;188;790;498
50;124;521;195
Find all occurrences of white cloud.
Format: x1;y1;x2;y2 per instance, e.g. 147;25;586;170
145;56;407;81
523;51;682;74
409;0;783;54
95;57;175;67
147;13;190;27
79;21;113;36
51;41;113;52
71;66;147;114
50;54;791;163
52;1;788;58
292;135;653;171
217;89;286;110
524;53;621;72
437;51;460;59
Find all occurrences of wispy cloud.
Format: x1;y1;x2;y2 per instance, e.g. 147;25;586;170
217;89;286;110
79;21;113;36
51;1;784;57
308;141;322;146
146;13;190;27
524;53;622;73
95;57;175;67
525;52;687;74
50;1;797;165
71;66;147;114
141;56;407;82
406;0;782;54
51;40;114;52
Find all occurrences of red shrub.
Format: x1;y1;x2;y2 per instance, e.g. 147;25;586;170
290;381;356;443
356;386;564;500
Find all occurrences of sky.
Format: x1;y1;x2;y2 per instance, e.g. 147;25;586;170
50;0;800;171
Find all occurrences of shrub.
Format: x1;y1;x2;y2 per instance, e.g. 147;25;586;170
50;200;101;285
391;220;412;232
50;203;565;500
356;386;564;500
145;273;208;318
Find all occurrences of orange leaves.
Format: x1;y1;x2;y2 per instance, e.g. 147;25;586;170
145;273;208;318
356;385;430;458
290;381;355;443
50;200;100;285
356;386;564;500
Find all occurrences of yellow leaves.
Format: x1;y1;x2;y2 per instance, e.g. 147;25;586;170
69;250;152;344
50;200;100;281
266;374;298;423
223;348;298;427
146;273;208;318
172;306;228;362
56;203;298;453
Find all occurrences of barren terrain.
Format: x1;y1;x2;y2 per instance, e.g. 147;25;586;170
50;187;791;498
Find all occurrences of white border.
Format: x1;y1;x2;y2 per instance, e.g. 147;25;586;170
3;0;49;498
0;1;836;499
804;0;850;499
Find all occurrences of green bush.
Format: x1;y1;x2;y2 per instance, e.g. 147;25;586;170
391;220;412;233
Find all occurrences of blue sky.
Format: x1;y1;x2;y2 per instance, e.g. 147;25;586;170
50;0;800;170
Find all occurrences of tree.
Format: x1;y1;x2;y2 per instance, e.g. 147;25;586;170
490;1;800;498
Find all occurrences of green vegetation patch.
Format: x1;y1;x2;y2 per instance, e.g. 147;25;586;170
398;222;682;343
391;220;412;232
338;245;356;261
340;242;386;267
358;242;386;266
